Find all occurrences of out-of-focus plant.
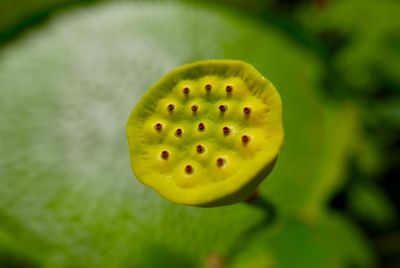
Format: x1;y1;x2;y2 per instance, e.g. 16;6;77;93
295;1;400;266
0;0;398;267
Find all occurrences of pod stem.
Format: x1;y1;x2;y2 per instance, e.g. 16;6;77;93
244;190;276;220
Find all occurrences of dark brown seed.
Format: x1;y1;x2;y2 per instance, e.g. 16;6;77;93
185;165;193;174
175;128;182;136
154;123;162;131
183;87;190;95
191;105;198;112
242;135;250;144
167;104;175;111
219;105;227;112
198;122;205;131
226;85;233;93
223;126;230;135
196;145;204;153
243;107;251;115
216;158;225;167
161;150;169;159
205;84;212;91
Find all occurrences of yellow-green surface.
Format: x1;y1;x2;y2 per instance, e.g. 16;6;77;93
127;60;283;206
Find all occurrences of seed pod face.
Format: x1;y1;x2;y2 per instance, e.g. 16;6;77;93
126;60;284;207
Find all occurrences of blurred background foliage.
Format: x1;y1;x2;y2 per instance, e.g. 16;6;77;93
0;0;399;267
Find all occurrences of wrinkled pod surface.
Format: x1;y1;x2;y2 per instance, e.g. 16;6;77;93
126;60;284;207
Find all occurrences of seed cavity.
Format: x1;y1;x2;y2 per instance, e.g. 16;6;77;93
219;104;227;112
196;144;204;153
183;87;190;95
185;165;193;174
175;128;183;137
242;135;250;144
223;126;230;135
191;105;198;112
167;104;175;112
147;78;258;184
154;123;163;131
161;150;169;159
216;157;225;167
198;122;205;131
243;107;251;115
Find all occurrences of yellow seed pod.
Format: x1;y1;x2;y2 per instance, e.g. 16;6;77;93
126;60;284;207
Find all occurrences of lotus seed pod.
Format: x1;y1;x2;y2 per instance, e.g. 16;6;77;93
126;60;284;207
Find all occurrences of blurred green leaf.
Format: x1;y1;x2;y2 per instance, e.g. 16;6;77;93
315;211;376;268
297;0;400;93
0;1;370;267
0;0;80;42
0;210;46;268
301;103;360;217
229;212;375;268
348;182;398;228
